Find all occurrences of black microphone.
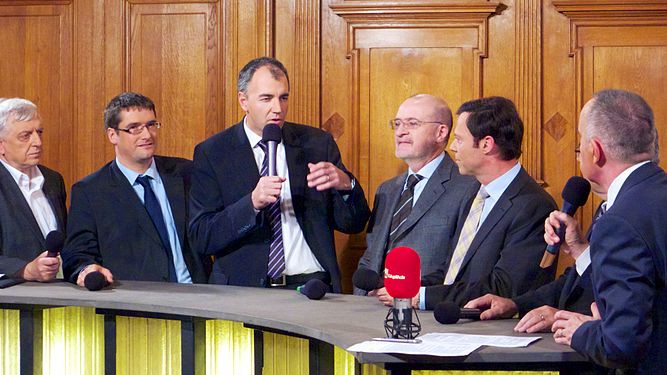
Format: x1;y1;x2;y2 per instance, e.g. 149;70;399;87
297;279;328;300
84;271;108;291
45;230;65;257
540;176;591;268
433;302;481;324
262;124;282;176
352;267;383;292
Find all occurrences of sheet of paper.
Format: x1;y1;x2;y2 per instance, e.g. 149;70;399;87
347;340;480;356
348;333;540;356
421;333;540;348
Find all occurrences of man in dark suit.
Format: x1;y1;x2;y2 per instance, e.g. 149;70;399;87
548;89;666;373
376;97;557;308
464;202;605;333
62;92;207;286
354;94;476;295
0;98;66;281
189;57;370;292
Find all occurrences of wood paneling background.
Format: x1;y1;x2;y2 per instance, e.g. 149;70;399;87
1;0;666;292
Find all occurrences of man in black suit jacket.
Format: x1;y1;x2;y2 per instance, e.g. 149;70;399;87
376;97;557;309
0;98;66;281
189;57;370;292
354;95;477;295
62;93;207;286
548;90;667;374
464;201;605;334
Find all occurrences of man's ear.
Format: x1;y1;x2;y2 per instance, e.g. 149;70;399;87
590;138;606;166
107;128;118;145
238;91;248;112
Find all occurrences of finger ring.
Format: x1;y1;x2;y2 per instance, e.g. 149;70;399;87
326;175;330;182
539;314;545;321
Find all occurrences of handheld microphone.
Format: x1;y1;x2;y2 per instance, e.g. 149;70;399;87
383;246;421;340
352;267;383;292
84;271;108;291
297;279;328;300
540;176;591;268
45;230;65;257
262;124;282;176
433;302;481;324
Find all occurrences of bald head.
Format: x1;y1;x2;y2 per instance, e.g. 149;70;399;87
394;94;453;171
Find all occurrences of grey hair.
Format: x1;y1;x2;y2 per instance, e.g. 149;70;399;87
584;89;657;164
0;98;39;137
237;57;290;94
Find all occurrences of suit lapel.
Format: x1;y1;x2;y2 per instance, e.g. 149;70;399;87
458;167;528;272
231;121;264;194
378;172;408;253
40;167;66;232
109;161;163;247
392;155;453;241
0;163;46;244
156;158;186;248
283;124;307;211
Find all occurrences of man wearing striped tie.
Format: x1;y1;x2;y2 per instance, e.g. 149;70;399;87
381;97;557;309
354;94;477;296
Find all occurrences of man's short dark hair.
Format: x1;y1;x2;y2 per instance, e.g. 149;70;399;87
456;96;524;160
104;92;156;130
237;57;290;94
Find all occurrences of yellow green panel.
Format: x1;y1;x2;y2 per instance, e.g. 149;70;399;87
116;316;181;375
204;320;254;375
0;309;20;375
361;363;388;375
263;331;308;375
413;371;559;375
41;306;104;375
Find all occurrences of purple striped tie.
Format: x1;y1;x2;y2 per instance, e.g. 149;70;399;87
258;141;285;279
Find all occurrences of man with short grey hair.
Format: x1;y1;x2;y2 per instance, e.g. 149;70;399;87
0;98;67;281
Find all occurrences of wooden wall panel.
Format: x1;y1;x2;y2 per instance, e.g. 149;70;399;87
126;1;221;159
0;2;74;190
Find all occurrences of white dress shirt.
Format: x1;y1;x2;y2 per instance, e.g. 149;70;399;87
243;120;324;276
0;160;57;237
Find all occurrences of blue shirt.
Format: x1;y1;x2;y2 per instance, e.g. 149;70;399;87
115;158;192;283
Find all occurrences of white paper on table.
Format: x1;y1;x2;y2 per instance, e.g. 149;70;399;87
347;340;480;356
421;332;540;348
0;274;4;278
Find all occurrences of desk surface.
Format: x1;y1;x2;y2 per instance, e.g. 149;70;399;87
0;280;587;366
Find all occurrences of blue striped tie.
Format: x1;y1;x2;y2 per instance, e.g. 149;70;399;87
257;141;285;279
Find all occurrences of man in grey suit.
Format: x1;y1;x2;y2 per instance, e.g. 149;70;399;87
354;94;477;295
0;98;67;281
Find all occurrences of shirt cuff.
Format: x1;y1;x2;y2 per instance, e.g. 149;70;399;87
419;286;426;310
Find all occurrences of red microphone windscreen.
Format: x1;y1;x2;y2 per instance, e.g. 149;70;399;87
384;246;420;299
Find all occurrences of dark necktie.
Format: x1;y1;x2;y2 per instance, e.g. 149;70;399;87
136;175;177;282
257;141;285;279
388;174;423;247
586;201;607;241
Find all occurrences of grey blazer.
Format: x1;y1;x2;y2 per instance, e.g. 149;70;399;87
354;153;477;294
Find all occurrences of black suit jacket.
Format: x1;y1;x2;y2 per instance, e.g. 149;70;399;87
189;121;371;292
62;156;207;283
514;266;594;315
355;154;478;294
0;164;67;276
572;162;667;373
423;167;557;309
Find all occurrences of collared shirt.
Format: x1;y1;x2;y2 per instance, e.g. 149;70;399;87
418;162;522;310
115;158;192;283
243;119;324;276
576;160;651;275
478;162;522;230
404;152;445;206
0;160;57;237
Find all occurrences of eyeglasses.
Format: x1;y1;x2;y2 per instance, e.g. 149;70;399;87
116;121;162;135
575;146;581;160
389;118;445;130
